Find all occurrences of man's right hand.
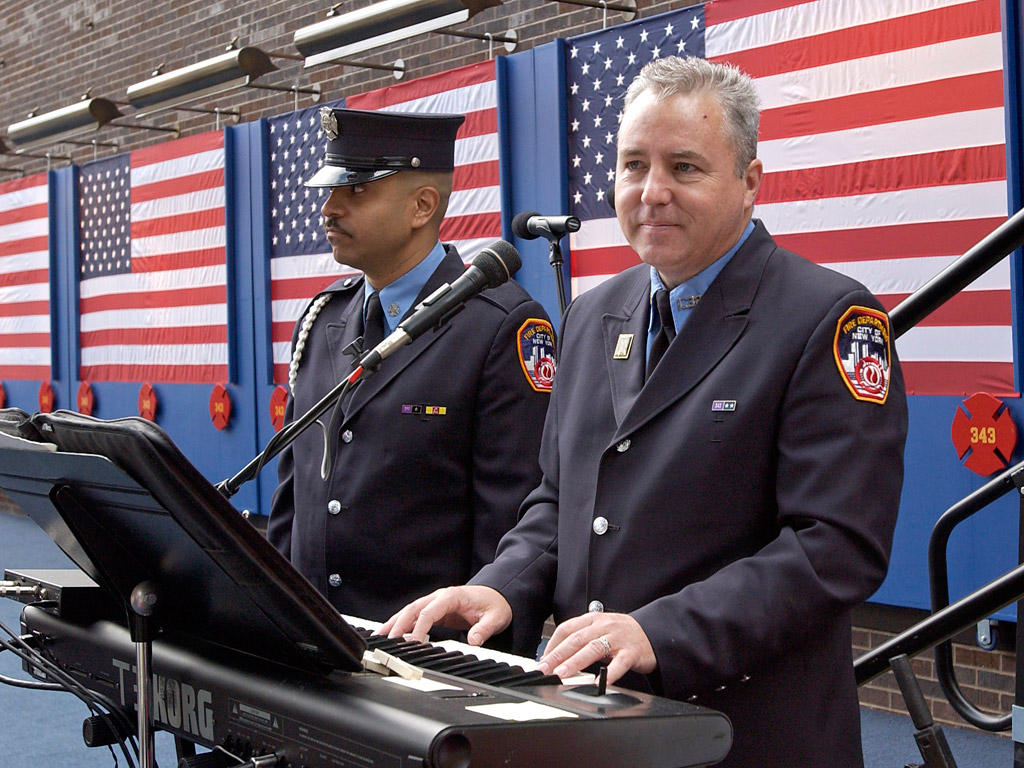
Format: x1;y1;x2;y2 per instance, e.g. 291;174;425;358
379;585;513;647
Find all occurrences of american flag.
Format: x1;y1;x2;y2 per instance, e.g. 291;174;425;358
566;7;705;294
0;173;50;380
267;98;345;385
268;60;503;383
78;131;230;383
567;0;1012;396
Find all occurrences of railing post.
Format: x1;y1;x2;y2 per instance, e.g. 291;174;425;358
1015;484;1024;766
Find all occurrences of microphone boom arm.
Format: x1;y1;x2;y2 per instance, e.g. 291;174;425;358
217;365;366;499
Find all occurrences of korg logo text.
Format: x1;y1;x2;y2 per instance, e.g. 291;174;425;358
113;659;215;741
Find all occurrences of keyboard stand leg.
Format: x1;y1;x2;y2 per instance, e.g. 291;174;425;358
129;581;162;768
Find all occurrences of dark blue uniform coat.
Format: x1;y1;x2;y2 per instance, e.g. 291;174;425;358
269;248;551;622
472;222;908;767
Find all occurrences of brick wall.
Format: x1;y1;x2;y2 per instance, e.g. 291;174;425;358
1;0;684;176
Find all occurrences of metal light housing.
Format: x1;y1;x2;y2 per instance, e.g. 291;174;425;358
295;0;502;67
7;98;123;150
127;47;277;116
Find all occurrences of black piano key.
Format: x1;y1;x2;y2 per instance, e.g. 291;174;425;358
466;664;522;685
364;636;416;652
382;640;425;655
415;651;469;670
502;670;563;687
433;658;499;677
393;646;450;663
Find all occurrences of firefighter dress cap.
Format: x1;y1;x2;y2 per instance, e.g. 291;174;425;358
305;107;466;188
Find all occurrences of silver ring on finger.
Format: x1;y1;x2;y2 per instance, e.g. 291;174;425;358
596;635;612;659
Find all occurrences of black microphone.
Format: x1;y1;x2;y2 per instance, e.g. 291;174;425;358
358;240;522;370
512;210;581;241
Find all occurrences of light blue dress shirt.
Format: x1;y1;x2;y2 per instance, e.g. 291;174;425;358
363;241;447;332
646;220;755;363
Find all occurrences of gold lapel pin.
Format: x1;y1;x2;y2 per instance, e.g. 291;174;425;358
613;333;634;359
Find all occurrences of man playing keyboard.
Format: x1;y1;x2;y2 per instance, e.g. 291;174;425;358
382;56;908;768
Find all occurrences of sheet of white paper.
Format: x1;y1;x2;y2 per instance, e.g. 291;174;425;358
382;676;461;693
466;701;579;722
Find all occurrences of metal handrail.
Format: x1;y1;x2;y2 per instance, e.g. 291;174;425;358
855;555;1024;685
927;462;1024;730
853;208;1024;708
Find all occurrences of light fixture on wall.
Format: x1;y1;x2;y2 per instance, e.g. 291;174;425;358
128;46;321;122
127;47;277;118
7;98;123;150
6;95;176;152
294;0;503;67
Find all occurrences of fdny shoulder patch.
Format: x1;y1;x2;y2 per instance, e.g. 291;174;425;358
517;318;556;393
833;305;892;404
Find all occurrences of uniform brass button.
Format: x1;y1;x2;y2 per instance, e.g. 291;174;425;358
593;517;609;535
328;574;342;587
341;430;353;443
615;439;630;452
327;499;342;515
588;600;604;613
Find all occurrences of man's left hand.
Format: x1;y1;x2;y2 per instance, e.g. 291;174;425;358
537;612;657;686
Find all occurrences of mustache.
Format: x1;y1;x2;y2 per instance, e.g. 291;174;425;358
322;216;339;229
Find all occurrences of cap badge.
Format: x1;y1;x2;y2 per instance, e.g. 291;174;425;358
320;107;339;140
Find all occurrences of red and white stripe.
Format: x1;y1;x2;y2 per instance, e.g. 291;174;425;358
270;252;357;383
80;131;229;383
715;0;1009;395
0;174;49;380
572;0;1011;395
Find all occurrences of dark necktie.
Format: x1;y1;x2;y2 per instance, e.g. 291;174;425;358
363;291;387;351
646;288;676;379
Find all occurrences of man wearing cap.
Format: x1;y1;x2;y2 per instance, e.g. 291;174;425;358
267;107;555;624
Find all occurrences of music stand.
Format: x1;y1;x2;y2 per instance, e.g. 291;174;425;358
0;409;366;766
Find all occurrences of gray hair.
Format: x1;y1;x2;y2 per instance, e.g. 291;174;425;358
622;56;760;177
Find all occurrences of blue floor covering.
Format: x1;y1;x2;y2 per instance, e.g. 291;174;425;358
0;510;1014;767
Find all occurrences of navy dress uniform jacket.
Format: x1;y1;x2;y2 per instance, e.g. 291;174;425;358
269;247;552;623
472;222;909;768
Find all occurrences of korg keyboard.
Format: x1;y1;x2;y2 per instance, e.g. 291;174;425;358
0;410;733;766
20;601;732;768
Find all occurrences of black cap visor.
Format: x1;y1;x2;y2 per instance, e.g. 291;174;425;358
304;166;399;188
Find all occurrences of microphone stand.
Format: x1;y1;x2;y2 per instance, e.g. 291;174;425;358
216;357;373;499
548;239;568;316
